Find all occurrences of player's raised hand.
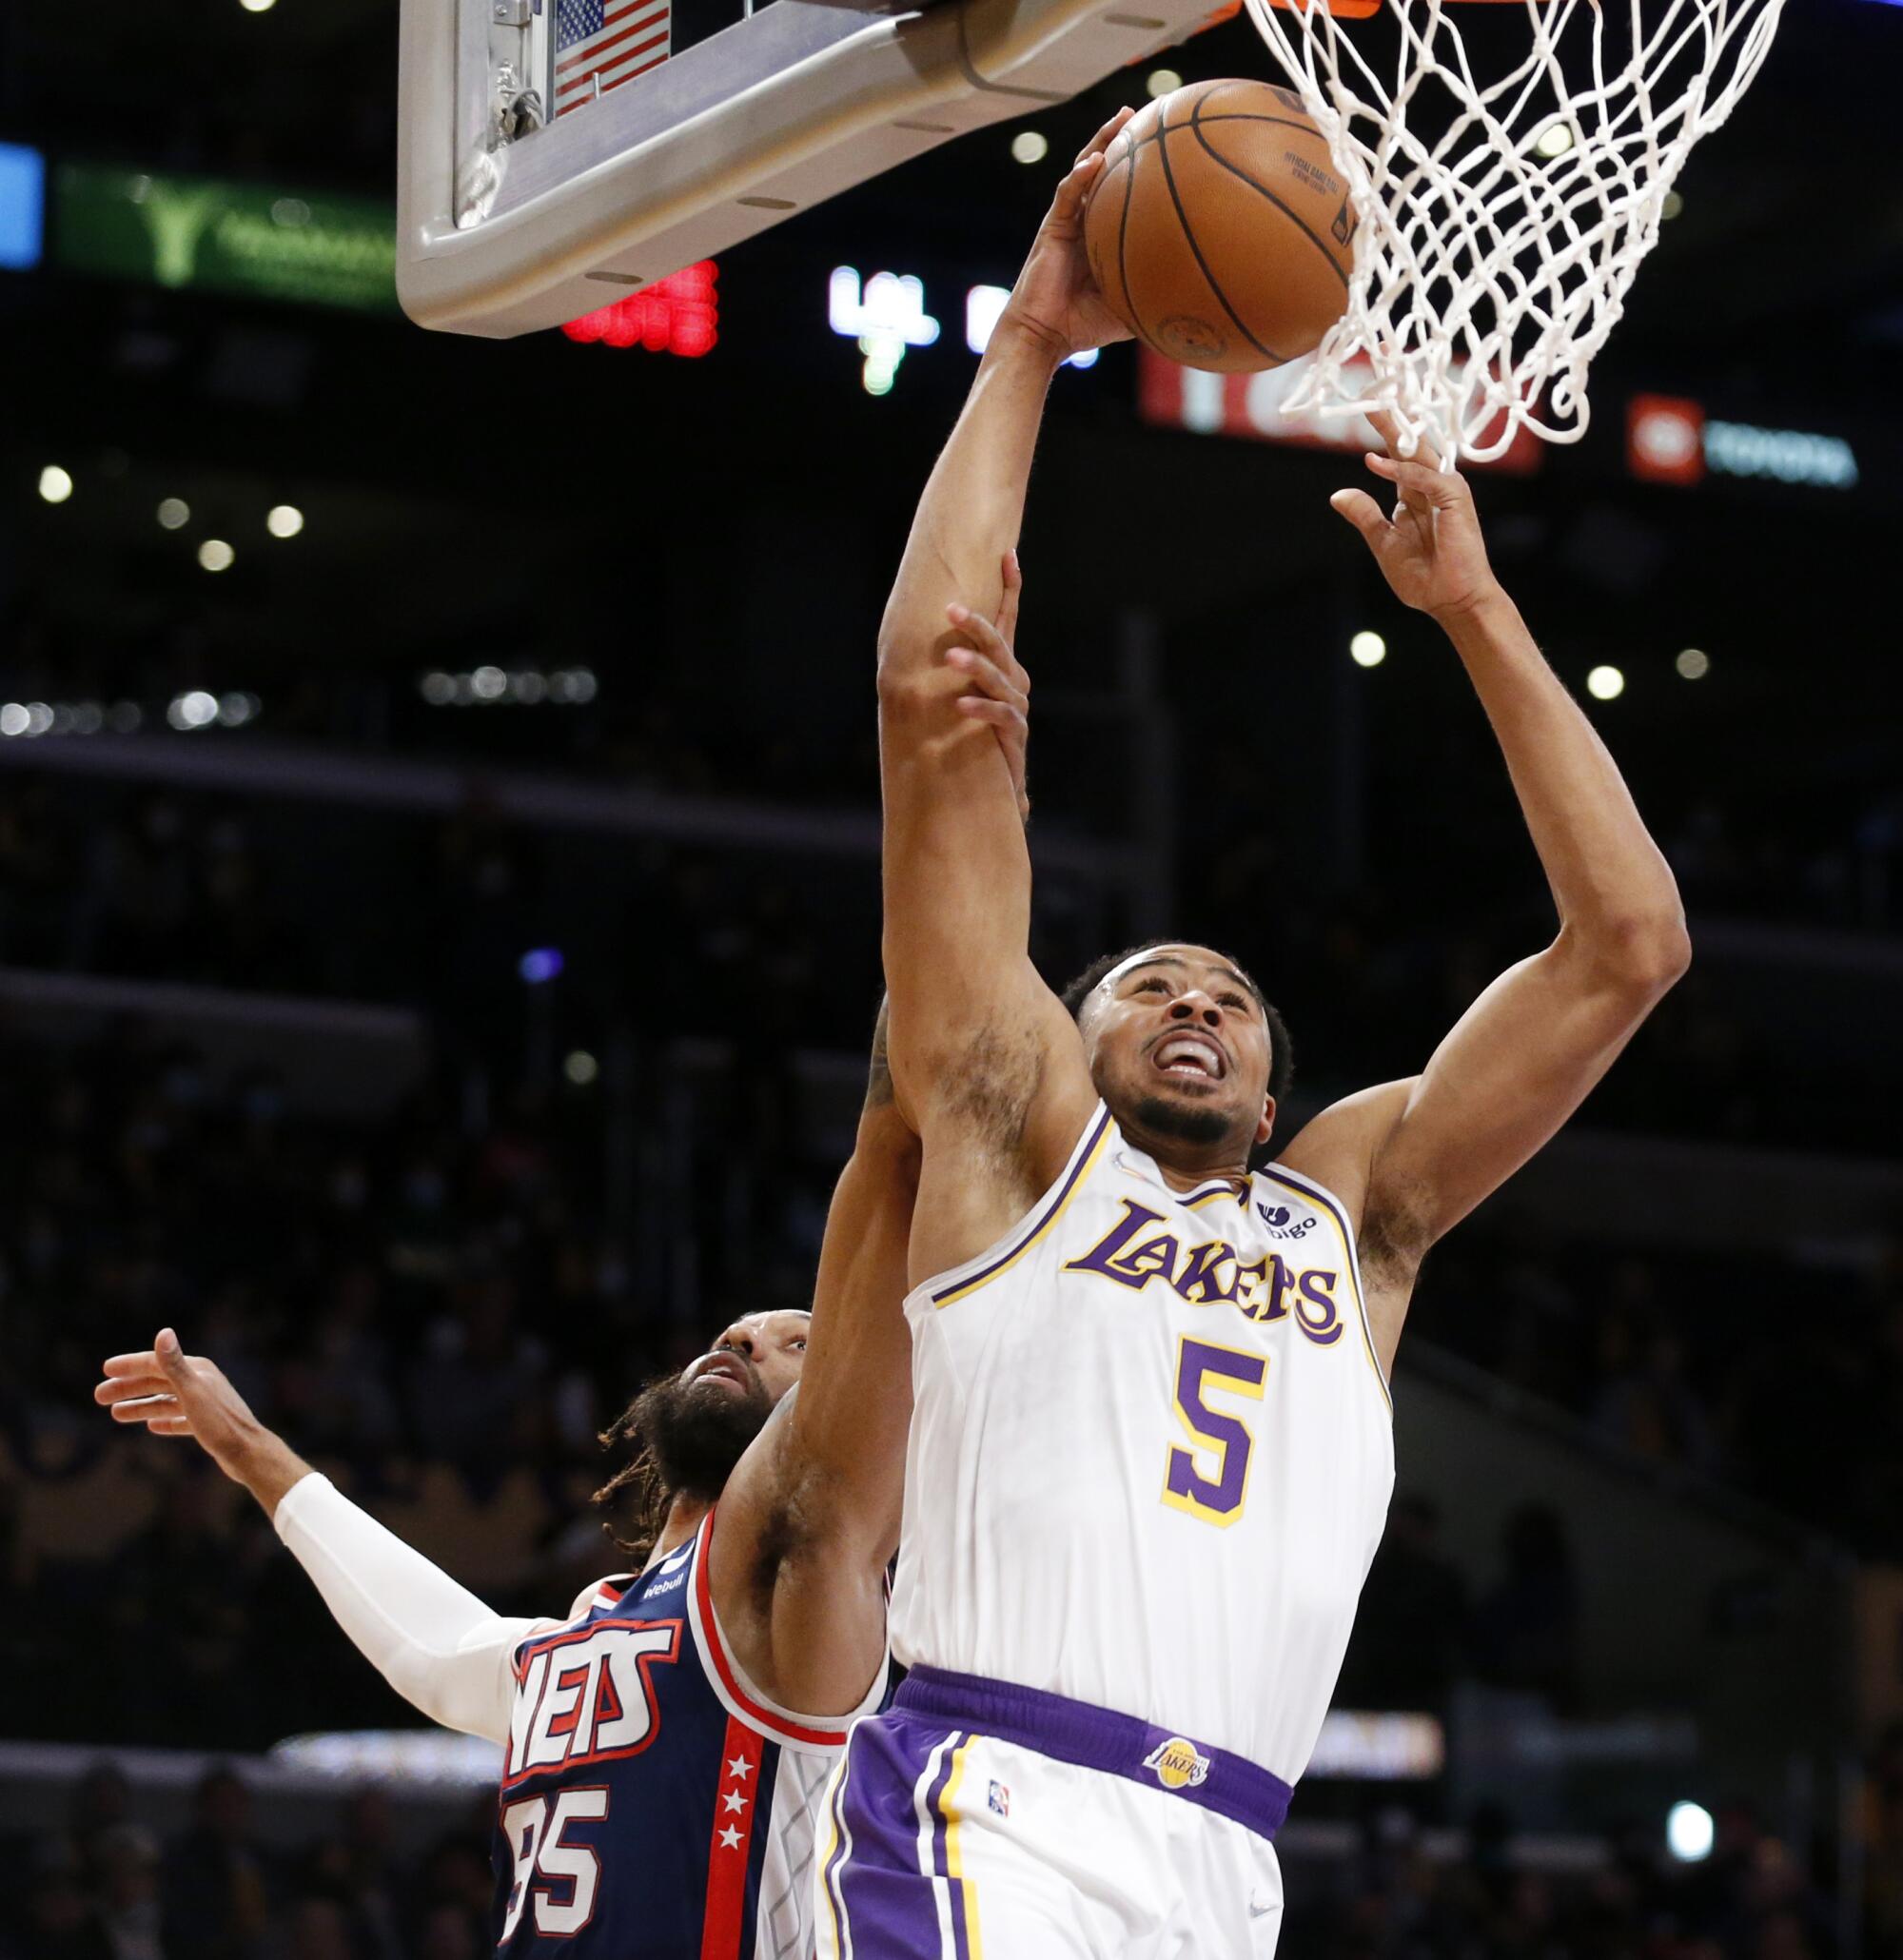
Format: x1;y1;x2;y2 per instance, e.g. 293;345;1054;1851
996;107;1137;362
1329;410;1502;623
95;1329;311;1513
944;550;1032;819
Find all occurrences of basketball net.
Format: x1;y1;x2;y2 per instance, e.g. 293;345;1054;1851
1241;0;1786;462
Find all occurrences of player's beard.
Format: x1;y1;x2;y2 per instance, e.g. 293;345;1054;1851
624;1365;774;1504
1128;1090;1237;1151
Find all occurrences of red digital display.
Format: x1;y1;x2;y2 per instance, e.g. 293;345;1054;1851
562;261;717;357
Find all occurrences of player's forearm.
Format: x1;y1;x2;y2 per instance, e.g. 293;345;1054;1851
877;324;1060;696
1441;589;1689;983
777;1126;916;1554
273;1474;529;1744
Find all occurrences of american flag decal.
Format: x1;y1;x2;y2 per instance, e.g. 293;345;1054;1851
553;0;670;118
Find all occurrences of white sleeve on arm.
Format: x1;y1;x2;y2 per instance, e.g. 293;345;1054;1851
273;1472;540;1747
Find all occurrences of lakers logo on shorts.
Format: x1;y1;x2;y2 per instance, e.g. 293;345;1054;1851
1142;1736;1211;1792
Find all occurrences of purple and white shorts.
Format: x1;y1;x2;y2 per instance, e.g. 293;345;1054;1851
815;1667;1293;1960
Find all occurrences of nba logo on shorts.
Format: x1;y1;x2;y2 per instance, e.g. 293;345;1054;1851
1142;1737;1210;1792
988;1780;1010;1817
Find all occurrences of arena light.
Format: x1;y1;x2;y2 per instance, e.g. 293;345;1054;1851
239;0;277;13
273;1730;500;1788
157;497;189;530
1349;631;1386;668
1586;664;1625;701
419;667;598;707
167;691;220;731
198;539;235;572
1534;121;1576;161
1661;188;1685;221
564;1050;599;1087
266;503;304;539
0;145;45;271
0;700;114;741
1146;69;1183;98
1306;1712;1444;1780
519;948;565;985
829;266;939;396
1010;131;1050;166
1675;648;1710;680
964;284;1097;369
38;465;73;504
1666;1801;1715;1863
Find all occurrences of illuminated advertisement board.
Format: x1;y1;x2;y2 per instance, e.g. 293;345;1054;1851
55;163;397;314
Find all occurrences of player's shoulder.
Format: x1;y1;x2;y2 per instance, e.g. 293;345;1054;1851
1272;1077;1419;1232
562;1573;638;1622
561;1544;691;1625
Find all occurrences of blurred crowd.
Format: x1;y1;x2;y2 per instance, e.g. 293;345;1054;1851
3;1765;506;1960
5;1742;1901;1960
0;774;1892;1153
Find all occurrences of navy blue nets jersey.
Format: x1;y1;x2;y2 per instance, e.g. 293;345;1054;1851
492;1509;888;1960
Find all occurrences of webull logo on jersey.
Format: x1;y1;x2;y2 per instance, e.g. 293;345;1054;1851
1144;1736;1211;1792
1065;1201;1344;1344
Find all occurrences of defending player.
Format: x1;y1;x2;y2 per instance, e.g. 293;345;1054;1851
822;109;1691;1958
93;634;1033;1960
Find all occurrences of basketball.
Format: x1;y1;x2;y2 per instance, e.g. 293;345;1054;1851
1082;78;1356;373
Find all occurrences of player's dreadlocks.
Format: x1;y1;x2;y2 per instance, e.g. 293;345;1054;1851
592;1405;671;1566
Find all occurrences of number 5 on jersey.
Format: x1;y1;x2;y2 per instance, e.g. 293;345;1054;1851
1163;1337;1266;1527
501;1788;610;1940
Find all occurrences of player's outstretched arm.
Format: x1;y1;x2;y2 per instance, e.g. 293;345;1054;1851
877;119;1130;1272
709;1028;916;1715
96;1334;531;1744
1291;420;1690;1365
707;639;1035;1715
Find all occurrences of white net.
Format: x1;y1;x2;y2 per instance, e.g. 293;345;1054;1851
1240;0;1786;462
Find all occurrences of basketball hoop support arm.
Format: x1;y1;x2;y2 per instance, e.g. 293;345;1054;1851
399;0;1224;336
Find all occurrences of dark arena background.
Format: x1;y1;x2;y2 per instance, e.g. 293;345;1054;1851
3;0;1902;1955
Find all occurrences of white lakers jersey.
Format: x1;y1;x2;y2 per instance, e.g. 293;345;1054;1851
890;1102;1395;1785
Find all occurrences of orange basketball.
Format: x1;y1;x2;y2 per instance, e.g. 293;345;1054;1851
1082;79;1356;374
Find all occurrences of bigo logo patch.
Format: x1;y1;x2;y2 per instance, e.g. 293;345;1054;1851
1143;1736;1210;1792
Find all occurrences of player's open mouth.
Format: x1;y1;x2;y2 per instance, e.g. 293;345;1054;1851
690;1354;754;1395
1152;1034;1226;1082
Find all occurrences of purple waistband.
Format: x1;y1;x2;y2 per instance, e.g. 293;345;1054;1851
893;1665;1293;1842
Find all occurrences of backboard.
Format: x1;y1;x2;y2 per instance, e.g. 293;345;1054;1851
397;0;1226;337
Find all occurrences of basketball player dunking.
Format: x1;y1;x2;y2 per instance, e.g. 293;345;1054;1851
819;110;1690;1958
94;643;1033;1960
